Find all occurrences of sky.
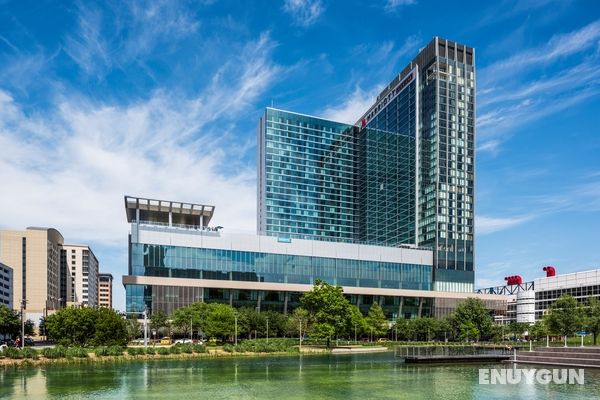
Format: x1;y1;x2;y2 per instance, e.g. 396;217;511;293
1;0;599;311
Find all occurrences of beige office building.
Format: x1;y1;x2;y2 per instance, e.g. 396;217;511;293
98;273;113;308
63;244;99;307
0;227;65;323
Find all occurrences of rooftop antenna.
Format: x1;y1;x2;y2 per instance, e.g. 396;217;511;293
271;99;274;107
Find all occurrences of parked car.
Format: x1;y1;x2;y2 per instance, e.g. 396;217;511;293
24;337;34;347
377;338;390;343
1;339;14;347
160;337;173;345
174;338;193;345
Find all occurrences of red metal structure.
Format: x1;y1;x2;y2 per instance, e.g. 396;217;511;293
543;266;556;277
504;275;523;285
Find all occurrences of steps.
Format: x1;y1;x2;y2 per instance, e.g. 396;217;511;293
513;346;600;368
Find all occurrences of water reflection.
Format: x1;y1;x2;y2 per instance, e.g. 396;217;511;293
1;353;600;399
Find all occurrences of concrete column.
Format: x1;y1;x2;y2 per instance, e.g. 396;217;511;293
398;297;404;319
418;297;424;318
168;211;172;227
283;292;289;315
257;291;262;313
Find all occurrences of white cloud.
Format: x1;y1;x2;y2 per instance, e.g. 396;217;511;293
475;215;532;235
282;0;324;27
385;0;417;12
320;85;380;124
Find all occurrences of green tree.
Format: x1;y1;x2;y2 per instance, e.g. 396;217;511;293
365;303;388;340
546;294;583;343
412;318;438;341
529;320;549;341
203;304;235;340
345;305;367;341
126;318;141;341
263;310;288;338
393;318;416;341
459;321;479;342
300;279;352;347
584;297;600;345
150;310;169;337
452;298;493;341
285;307;311;338
45;306;127;346
172;305;195;337
93;307;128;346
237;307;265;339
0;305;20;337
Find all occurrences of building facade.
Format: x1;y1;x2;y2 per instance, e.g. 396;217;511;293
257;37;475;292
0;262;12;309
98;273;113;308
124;196;505;319
63;244;99;307
0;227;65;323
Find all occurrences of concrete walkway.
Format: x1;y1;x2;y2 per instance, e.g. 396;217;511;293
513;346;600;368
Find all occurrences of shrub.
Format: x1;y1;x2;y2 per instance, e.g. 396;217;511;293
144;347;156;355
94;346;109;357
66;347;88;358
192;344;207;353
176;344;193;354
169;345;181;355
231;338;298;354
127;347;140;356
21;347;39;359
3;347;24;359
42;346;67;359
222;344;234;353
157;347;170;356
106;346;124;356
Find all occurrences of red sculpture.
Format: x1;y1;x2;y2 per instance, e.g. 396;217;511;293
543;266;556;277
504;275;523;285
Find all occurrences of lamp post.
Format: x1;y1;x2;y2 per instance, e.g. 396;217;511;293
20;299;27;349
354;323;357;344
234;313;238;346
299;319;302;351
266;317;269;344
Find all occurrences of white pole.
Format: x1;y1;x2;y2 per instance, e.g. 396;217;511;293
546;335;549;348
235;314;238;346
190;318;193;342
266;318;269;344
564;335;567;348
20;299;25;350
581;334;584;348
143;307;148;347
529;340;532;352
299;320;302;351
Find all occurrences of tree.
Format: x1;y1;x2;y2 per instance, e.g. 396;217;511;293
237;307;266;339
394;318;416;341
300;279;352;347
45;306;128;346
584;296;600;345
172;306;195;337
126;318;141;341
345;305;367;341
150;310;169;337
529;320;549;341
93;307;128;346
459;321;479;342
546;294;583;343
452;298;494;341
203;304;235;340
0;305;20;338
286;307;311;338
365;303;388;340
412;318;438;341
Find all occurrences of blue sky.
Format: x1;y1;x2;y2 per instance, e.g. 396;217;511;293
1;0;599;310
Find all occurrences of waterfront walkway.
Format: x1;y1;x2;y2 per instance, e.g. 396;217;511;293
513;346;600;368
396;346;511;364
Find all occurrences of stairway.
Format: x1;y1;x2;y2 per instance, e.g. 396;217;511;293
514;346;600;368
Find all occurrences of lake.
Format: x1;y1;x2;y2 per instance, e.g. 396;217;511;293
1;352;600;399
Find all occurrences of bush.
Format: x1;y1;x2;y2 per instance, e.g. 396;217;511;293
222;344;234;353
66;347;88;358
3;347;24;359
42;346;67;359
144;347;156;355
21;347;39;359
230;338;298;353
157;347;170;356
192;344;207;353
169;345;181;355
106;346;124;356
176;344;193;354
94;346;109;357
127;347;141;356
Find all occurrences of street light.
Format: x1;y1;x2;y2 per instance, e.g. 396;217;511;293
266;317;269;344
20;299;27;349
234;313;238;346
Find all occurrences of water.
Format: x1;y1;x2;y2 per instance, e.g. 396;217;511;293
1;352;600;399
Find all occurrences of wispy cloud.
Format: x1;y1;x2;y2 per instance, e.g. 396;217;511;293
476;215;533;235
477;19;600;153
64;1;201;79
0;33;282;243
385;0;417;12
321;85;381;124
282;0;324;27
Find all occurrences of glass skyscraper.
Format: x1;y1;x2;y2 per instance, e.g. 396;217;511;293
258;37;476;292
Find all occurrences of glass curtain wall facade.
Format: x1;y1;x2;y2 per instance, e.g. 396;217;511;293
358;37;476;291
257;109;358;242
358;70;418;247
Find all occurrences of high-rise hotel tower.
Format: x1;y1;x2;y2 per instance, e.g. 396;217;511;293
258;37;475;292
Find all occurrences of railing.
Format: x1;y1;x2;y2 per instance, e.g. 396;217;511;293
396;345;513;358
